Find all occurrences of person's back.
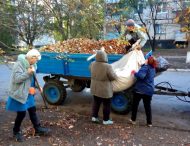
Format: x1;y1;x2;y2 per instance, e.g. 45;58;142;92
134;64;155;96
130;56;157;127
90;50;117;98
90;50;117;125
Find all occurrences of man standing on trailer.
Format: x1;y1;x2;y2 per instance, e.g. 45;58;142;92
121;19;148;53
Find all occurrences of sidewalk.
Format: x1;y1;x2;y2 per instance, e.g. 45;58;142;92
162;55;190;70
162;55;186;59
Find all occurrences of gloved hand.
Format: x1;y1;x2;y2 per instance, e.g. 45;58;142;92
29;87;36;95
135;44;142;50
131;70;136;75
28;66;35;74
131;44;137;50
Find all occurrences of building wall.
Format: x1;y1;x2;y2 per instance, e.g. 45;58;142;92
135;0;188;41
105;0;188;45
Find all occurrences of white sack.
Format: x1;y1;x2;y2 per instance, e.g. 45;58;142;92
111;50;145;92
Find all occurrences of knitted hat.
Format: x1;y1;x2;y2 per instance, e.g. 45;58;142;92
125;19;135;27
26;49;41;60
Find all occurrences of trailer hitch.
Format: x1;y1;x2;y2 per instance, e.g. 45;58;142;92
188;92;190;97
155;82;190;103
155;85;188;97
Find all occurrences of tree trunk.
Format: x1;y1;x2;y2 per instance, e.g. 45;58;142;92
28;43;33;50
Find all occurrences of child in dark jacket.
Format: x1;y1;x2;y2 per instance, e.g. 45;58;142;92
130;56;157;127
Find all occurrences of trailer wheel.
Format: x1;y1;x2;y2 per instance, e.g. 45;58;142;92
70;79;86;92
43;81;66;105
111;91;132;114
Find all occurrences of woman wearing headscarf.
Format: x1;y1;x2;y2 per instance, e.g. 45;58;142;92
6;49;50;142
90;50;117;125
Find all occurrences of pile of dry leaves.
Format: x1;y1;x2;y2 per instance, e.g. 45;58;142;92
40;38;129;54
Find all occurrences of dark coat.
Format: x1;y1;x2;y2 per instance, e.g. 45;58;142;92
90;50;117;98
134;64;156;96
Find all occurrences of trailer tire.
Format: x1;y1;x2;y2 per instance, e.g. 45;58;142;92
43;81;66;105
70;80;86;92
111;91;132;114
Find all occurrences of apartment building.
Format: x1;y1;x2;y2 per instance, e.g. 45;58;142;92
105;0;190;48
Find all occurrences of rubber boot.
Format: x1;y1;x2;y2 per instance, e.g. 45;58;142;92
13;131;24;142
35;126;51;136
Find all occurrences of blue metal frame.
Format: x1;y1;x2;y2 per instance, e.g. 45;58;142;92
37;52;123;78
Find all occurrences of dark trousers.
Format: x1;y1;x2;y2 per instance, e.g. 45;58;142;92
131;92;152;124
13;106;40;133
92;96;111;121
125;38;136;52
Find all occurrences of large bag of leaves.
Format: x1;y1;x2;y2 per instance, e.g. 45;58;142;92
111;49;145;92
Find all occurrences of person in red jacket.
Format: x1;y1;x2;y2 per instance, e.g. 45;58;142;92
130;56;157;127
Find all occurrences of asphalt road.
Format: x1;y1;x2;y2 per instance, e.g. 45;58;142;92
0;64;190;130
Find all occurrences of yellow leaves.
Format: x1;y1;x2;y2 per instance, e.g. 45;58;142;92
40;38;127;54
80;0;91;5
0;48;5;55
125;7;129;11
79;10;85;16
174;17;180;23
187;7;190;14
175;7;190;33
117;39;130;46
108;20;119;26
180;27;190;32
139;27;147;33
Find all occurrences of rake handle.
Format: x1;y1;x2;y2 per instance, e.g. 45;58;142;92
33;73;48;109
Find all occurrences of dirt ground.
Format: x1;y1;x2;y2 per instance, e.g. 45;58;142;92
0;48;190;146
1;100;190;146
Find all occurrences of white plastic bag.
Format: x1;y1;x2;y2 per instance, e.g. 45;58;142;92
111;49;145;92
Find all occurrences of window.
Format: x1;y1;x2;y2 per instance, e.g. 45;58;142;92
138;3;144;14
155;24;165;34
157;2;167;13
182;0;190;8
134;2;144;14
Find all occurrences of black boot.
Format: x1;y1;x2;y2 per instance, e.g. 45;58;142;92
35;126;51;136
28;107;51;135
13;131;24;142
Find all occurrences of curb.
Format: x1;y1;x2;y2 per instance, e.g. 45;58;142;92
168;68;190;72
162;56;186;59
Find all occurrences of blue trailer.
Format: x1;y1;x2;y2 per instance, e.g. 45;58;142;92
37;52;133;114
37;52;190;114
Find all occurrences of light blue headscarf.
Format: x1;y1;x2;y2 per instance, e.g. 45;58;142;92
17;54;37;70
